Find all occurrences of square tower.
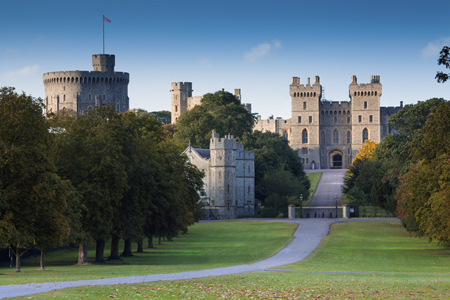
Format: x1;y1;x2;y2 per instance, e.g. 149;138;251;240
290;76;322;169
92;54;115;72
170;82;193;124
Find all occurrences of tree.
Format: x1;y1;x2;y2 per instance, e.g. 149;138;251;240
353;140;376;162
436;46;450;83
149;110;171;125
0;87;80;271
395;101;450;246
51;105;128;264
174;90;255;148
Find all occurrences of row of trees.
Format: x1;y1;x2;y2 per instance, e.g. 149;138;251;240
0;87;204;271
173;90;311;211
343;98;450;246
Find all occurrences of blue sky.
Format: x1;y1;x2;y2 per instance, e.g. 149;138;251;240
1;0;449;118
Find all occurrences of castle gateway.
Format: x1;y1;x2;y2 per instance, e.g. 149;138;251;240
254;75;402;169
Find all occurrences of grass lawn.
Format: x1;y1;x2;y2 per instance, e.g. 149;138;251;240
306;172;321;204
0;221;297;286
21;271;450;299
279;221;450;273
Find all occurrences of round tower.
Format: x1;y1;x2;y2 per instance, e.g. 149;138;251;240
42;54;129;115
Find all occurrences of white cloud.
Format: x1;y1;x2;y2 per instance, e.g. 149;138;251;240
6;64;39;80
244;40;281;62
422;37;450;58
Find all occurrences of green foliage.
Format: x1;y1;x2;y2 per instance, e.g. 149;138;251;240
148;110;171;124
258;165;310;206
436;45;450;83
174;90;255;148
242;131;309;202
345;186;365;205
396;101;450;246
0;87;81;270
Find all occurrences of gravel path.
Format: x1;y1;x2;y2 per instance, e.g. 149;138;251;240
0;218;395;299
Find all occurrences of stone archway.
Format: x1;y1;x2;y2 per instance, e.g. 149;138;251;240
329;149;344;169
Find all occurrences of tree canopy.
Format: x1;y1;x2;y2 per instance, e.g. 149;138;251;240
436;46;450;83
174;90;255;148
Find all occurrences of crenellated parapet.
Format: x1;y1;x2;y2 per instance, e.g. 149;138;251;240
42;54;129;116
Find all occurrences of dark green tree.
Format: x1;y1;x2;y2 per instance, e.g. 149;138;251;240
174;90;255;148
51;105;128;264
436;46;450;83
0;87;81;272
149;110;171;125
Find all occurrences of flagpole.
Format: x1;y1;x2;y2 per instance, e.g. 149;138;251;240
102;15;105;54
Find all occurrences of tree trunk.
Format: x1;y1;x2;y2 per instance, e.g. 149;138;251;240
158;235;162;245
77;243;88;265
147;236;153;248
109;234;120;260
137;240;143;253
15;248;21;272
121;238;133;257
40;251;45;270
95;239;105;263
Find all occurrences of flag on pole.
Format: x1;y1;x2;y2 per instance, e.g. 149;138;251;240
104;16;111;23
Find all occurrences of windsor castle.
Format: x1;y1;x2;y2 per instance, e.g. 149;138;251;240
172;75;403;171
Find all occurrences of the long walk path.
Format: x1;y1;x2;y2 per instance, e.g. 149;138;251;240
1;218;365;299
306;169;346;207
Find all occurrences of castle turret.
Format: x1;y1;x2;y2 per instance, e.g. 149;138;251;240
349;75;382;154
170;82;192;124
210;130;237;219
92;54;115;72
289;76;322;169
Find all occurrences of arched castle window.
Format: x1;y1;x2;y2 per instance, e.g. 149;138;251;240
333;129;339;144
358;91;360;96
175;106;178;112
347;131;351;144
371;91;374;96
321;131;325;144
364;91;366;96
302;129;308;144
375;91;377;96
339;111;341;115
75;77;78;83
362;128;369;142
354;91;356;96
314;92;316;97
321;111;324;116
334;117;337;123
283;130;288;139
334;111;337;116
71;77;74;83
325;111;328;116
347;116;350;123
347;110;350;115
300;92;303;97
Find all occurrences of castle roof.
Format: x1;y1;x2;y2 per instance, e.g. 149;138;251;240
193;148;210;159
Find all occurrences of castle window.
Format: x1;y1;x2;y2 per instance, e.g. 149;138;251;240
307;92;309;97
303;102;306;109
306;158;309;164
339;111;341;115
175;105;178;112
298;116;301;123
343;110;346;115
364;101;367;109
347;110;350;115
364;91;367;96
375;91;377;96
321;148;324;156
227;185;230;194
358;115;362;123
348;148;351;154
303;158;305;164
333;129;339;144
321;111;324;116
321;131;325;144
302;148;308;155
370;115;373;122
300;92;303;97
334;111;337;116
321;117;324;124
347;116;350;123
347;131;351;144
363;128;369;142
334;117;337;123
63;95;65;102
371;91;374;96
302;129;308;144
354;91;356;96
283;130;288;139
358;91;360;96
309;116;312;123
314;92;316;97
